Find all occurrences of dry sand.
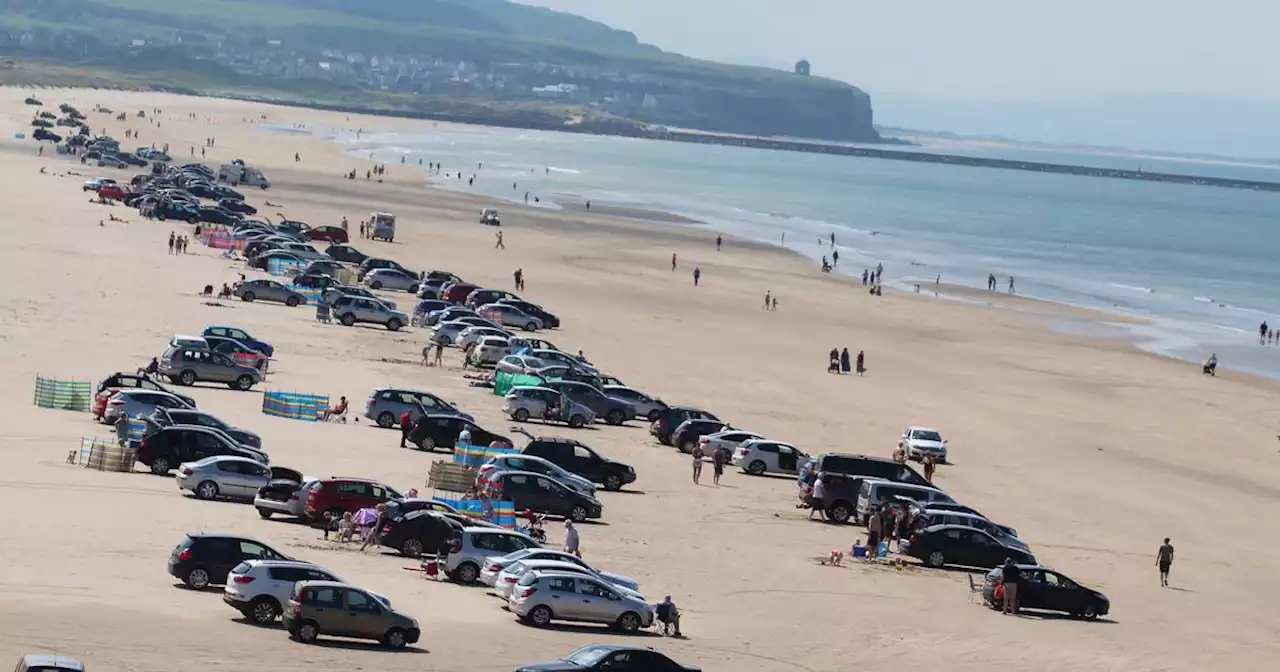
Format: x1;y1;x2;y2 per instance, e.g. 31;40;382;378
1;88;1278;672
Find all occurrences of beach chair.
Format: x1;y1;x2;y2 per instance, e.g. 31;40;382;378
967;573;983;603
315;303;331;323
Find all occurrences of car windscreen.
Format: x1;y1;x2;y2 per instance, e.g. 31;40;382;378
914;430;942;441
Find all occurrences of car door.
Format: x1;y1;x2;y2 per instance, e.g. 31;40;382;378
576;577;622;623
343;589;385;638
304;585;348;634
540;575;581;618
533;476;569;515
570;444;600;481
967;530;1004;568
1041;572;1075;614
776;444;798;473
216;459;251;497
1019;569;1047;610
188;430;223;461
502;473;535;510
206;538;245;581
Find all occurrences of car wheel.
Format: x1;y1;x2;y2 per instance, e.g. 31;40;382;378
256;508;272;519
513;408;530;422
339;313;356;327
195;480;219;500
925;550;946;568
235;375;254;391
285;296;300;307
680;440;696;454
438;335;452;346
647;409;663;422
606;409;624;426
179;370;197;386
157;212;167;221
376;412;395;428
747;460;767;476
249;597;280;625
402;538;424;557
149;456;172;475
383;627;408;650
370;281;383;290
184;568;210;590
408;285;419;294
1082;603;1100;621
387;318;402;331
296;620;320;643
616;611;642;633
527;605;553;627
569;505;588;523
418;436;436;452
455;562;480;584
828;503;851;524
524;322;537;332
569;414;587;429
603;474;623;491
241;291;255;302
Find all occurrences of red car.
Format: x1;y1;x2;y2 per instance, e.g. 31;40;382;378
303;477;401;523
305;225;349;244
441;282;480;304
98;183;128;201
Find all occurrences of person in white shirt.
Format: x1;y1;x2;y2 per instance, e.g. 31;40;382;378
458;426;472;449
563;520;581;558
809;475;826;520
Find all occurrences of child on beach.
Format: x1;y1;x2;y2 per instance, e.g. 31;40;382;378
338;512;355;542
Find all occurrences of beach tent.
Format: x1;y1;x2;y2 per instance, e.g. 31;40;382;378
493;371;542;396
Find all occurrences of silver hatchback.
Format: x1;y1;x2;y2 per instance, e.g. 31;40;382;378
363;268;420;293
503;386;595;428
331;295;408;331
235;279;306;307
479;303;543;332
176;455;272;500
508;570;653;633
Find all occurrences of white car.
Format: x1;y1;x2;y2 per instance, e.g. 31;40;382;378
445;527;541;584
732;439;809;476
175;455;272;500
493;559;640;600
471;336;512;366
431;320;476;346
698;429;764;458
456;325;513;350
901;426;948;463
223;559;390;625
480;548;601;586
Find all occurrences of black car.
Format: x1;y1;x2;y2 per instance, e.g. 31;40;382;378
408;414;509;452
650;406;718;445
325;244;368;264
982;565;1110;620
359;258;419;281
901;525;1036;570
517;645;701;672
523;436;636;491
803;453;931;488
543;381;636;426
146;407;263;449
669;419;726;453
186;183;220;199
137;425;268;475
168;533;289;590
248;250;303;271
378;510;458;557
33;128;62;142
150;200;200;223
197;206;242;225
95;373;196;408
487;470;603;522
118;152;148;167
811;472;889;524
219;198;257;215
292;273;339;290
498;298;561;329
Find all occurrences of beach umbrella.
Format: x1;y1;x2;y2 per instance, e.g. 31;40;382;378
352;507;378;526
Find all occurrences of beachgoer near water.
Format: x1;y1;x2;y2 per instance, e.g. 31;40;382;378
862;269;869;285
671;253;677;271
763;291;771;310
988;273;997;291
1204;353;1218;376
716;235;722;251
771;296;778;311
832;249;839;266
1156;538;1175;587
693;266;701;286
691;443;704;484
495;230;504;249
1008;276;1016;293
840;348;851;374
1261;321;1269;343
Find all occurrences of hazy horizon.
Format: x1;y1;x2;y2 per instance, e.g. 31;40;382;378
516;0;1280;156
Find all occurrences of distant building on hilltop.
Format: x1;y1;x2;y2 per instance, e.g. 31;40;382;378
795;58;810;76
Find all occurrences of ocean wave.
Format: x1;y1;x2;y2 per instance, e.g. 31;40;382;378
547;166;581;175
1108;282;1155;293
1193;296;1216;303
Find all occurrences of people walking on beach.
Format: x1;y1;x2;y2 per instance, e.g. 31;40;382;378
167;231;175;254
712;445;726;485
988;273;997;291
856;350;866;376
763;291;771;310
563;520;581;558
1261;321;1269;343
513;268;524;291
840;348;851;374
808;474;825;520
828;348;840;374
495;231;505;249
692;266;701;286
1156;537;1175;587
862;269;869;285
875;263;884;284
691;443;705;484
716;235;722;251
922;453;936;483
671;253;677;271
832;249;839;266
1008;276;1016;293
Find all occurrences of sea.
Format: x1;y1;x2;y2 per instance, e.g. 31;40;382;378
317;123;1280;379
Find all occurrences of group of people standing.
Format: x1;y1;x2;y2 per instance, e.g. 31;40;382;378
828;347;865;376
167;231;189;254
690;441;729;486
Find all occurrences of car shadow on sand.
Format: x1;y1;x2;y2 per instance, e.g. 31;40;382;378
528;622;664;638
1013;609;1118;625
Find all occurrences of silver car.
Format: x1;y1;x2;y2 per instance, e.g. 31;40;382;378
457;326;513;350
254;476;316;519
479;548;619;586
363;268;420;293
104;388;193;424
479;454;596;496
601;386;668;422
503;386;594;428
495;354;548;375
331;295;408;331
363;387;472;428
508;570;653;632
158;346;264;391
432;320;481;346
479;303;543;332
235;279;306;307
323;285;396;311
176;455;272;500
494;560;642;600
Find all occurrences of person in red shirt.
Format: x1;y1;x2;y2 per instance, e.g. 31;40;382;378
399;410;413;448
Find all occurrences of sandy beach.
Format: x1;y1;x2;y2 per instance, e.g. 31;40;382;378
2;88;1278;672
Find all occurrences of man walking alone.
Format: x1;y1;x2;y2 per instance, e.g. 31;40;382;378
1156;538;1175;587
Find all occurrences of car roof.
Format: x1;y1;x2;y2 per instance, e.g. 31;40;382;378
295;580;350;589
21;655;85;671
188;532;266;542
116;387;179;397
908;426;941;433
244;559;322;569
921;523;997;537
527;569;609;583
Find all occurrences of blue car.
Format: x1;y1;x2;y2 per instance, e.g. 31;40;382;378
202;326;273;357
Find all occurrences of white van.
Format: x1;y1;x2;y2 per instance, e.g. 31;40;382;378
370;212;396;242
218;163;271;188
856;480;954;524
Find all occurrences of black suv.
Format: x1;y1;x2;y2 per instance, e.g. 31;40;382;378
168;533;289;589
358;258;419;281
981;565;1109;620
650;406;718;445
487;470;603;522
523;436;636;491
543;380;636;426
806;453;930;487
379;510;459;558
408;414;509;452
325;244;368;264
498;299;560;329
137;425;268;475
810;472;887;524
670;419;727;453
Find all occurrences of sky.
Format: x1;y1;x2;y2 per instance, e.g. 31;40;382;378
516;0;1280;155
